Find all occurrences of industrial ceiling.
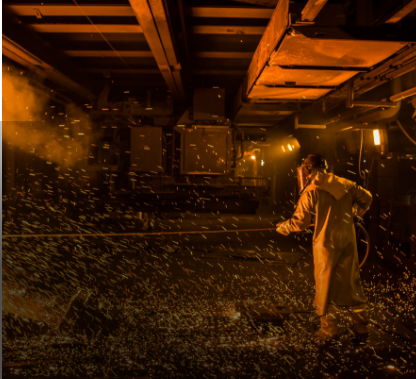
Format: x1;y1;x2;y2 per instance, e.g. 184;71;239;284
3;0;416;130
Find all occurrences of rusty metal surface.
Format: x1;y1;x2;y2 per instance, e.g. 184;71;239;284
386;0;416;23
299;44;416;120
257;66;359;87
301;0;329;22
234;102;296;126
246;0;289;94
248;85;330;100
269;32;407;68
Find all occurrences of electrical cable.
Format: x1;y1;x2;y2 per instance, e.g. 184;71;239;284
355;133;371;268
396;120;416;146
358;129;366;179
355;222;370;268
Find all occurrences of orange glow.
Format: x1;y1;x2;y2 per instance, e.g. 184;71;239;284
373;130;381;145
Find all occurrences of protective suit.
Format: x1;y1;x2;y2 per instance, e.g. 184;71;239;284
276;169;372;317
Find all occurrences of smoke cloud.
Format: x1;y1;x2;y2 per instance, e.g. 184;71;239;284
2;65;99;167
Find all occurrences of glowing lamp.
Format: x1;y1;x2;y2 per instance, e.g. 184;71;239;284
373;129;381;145
282;146;286;152
251;155;256;160
288;144;293;151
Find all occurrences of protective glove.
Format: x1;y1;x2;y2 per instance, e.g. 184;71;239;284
276;222;290;236
352;204;365;225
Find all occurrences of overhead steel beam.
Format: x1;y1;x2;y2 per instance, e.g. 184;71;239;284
193;70;246;75
301;0;329;21
86;68;161;74
89;68;247;75
2;28;96;100
129;0;185;101
390;86;416;102
184;7;273;18
238;102;299;112
228;0;278;6
192;25;265;34
194;51;253;59
300;45;416;124
3;37;95;100
64;51;254;59
6;4;135;17
386;0;416;23
246;0;289;95
7;4;274;25
30;24;143;33
63;50;153;57
105;79;167;87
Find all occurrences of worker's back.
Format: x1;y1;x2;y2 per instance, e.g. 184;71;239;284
305;171;372;253
276;158;373;320
303;170;372;312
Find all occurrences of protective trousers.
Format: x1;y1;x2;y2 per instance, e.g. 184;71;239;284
320;304;369;336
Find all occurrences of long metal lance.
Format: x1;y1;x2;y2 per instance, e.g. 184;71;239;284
2;228;277;239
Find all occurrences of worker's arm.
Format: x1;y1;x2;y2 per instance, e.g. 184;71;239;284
351;184;372;218
276;191;314;236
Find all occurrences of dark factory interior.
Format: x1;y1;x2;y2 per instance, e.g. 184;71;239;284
2;0;416;378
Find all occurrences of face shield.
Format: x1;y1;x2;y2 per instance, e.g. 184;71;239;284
297;154;329;194
297;165;311;194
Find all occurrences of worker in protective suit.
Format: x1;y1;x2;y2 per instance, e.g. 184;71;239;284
276;154;372;341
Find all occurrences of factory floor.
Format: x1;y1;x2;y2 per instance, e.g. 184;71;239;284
2;213;416;378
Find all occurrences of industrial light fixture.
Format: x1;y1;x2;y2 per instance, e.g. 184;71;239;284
251;155;256;160
373;129;381;145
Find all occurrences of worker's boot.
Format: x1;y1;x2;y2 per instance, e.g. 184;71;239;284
314;305;340;342
312;329;340;343
349;304;370;342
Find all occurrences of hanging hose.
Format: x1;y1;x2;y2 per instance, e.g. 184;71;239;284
234;125;245;162
355;222;370;268
396;119;416;146
358;129;366;180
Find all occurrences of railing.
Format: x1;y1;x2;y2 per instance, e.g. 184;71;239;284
236;176;270;187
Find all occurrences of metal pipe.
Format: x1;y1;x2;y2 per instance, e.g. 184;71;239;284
390;86;416;102
234;125;246;161
346;78;354;108
353;100;397;107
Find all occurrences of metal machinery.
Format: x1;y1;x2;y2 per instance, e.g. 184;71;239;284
2;0;416;256
3;4;416;375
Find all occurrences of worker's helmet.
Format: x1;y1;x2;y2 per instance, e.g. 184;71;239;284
297;154;328;194
301;154;328;172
